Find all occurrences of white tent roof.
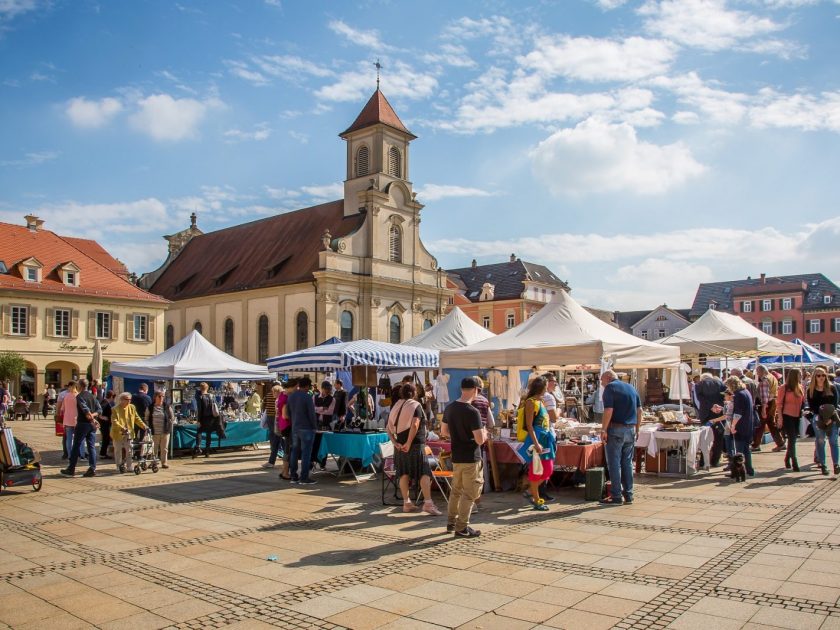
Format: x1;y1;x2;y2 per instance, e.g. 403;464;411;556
110;330;273;381
439;291;681;369
659;309;803;357
403;307;495;350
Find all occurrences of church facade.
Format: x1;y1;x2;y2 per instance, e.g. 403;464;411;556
143;90;452;364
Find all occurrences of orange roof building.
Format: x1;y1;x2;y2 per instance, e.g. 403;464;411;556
0;215;168;401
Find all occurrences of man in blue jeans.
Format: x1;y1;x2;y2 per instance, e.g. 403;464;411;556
599;370;641;505
287;376;317;485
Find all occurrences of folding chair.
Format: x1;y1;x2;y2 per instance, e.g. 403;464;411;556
379;441;401;505
429;446;453;503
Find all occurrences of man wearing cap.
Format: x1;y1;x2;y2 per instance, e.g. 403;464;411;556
441;377;487;538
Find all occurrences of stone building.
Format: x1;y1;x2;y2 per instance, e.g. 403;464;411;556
0;215;168;400
142;89;451;363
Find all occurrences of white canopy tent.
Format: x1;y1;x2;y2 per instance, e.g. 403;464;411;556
110;330;273;381
659;309;803;358
403;307;495;350
439;291;681;370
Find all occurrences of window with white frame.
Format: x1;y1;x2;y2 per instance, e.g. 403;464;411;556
640;330;648;339
825;295;833;304
834;318;840;333
54;308;70;337
762;299;772;312
11;306;28;335
25;267;38;282
95;312;111;338
782;298;792;310
762;321;772;334
64;271;76;286
834;343;840;355
810;319;820;334
482;316;491;329
782;320;792;335
506;313;515;328
742;301;752;312
657;329;667;338
813;342;823;351
133;314;148;341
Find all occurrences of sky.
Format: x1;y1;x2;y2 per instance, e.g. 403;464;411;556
1;0;839;311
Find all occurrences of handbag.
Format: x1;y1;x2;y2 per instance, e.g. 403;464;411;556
817;403;839;431
516;398;540;442
529;444;544;476
259;412;270;430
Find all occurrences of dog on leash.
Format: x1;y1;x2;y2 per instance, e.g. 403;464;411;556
730;453;746;482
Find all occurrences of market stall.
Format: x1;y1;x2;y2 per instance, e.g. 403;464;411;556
110;331;274;454
267;339;438;481
747;337;840;370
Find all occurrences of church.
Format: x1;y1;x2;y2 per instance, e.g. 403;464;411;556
141;89;452;364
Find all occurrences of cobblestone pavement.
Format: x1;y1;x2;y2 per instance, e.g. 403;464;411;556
3;420;840;629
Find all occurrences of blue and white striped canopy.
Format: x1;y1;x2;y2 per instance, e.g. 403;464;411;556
266;339;439;372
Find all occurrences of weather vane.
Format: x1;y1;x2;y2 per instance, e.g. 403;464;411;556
374;58;382;89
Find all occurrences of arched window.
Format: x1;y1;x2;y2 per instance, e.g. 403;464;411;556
296;311;308;350
389;224;402;263
388;146;401;177
257;315;269;363
356;145;369;177
340;310;354;342
165;324;174;349
224;318;234;355
389;314;401;344
193;321;202;334
423;318;433;330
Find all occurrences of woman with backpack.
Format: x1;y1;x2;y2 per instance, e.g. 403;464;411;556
807;367;839;476
775;368;805;472
194;382;223;458
517;376;556;512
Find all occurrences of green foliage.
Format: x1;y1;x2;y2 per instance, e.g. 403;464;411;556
0;351;26;382
86;358;111;381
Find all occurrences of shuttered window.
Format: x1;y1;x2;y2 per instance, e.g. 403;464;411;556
389;225;402;263
388;146;401;177
134;314;148;341
356;146;369;177
95;312;111;339
55;309;70;337
11;306;28;335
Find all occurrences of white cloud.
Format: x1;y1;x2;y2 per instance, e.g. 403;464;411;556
300;183;343;200
65;96;123;128
639;0;785;51
224;122;271;142
673;110;701;124
315;61;437;102
129;93;220;141
415;184;496;202
422;43;477;69
749;88;840;132
521;35;677;82
593;0;629;8
225;60;270;86
0;150;58;167
288;130;308;144
530;117;706;196
328;20;394;51
648;72;748;124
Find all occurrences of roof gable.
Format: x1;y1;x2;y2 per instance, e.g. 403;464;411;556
150;201;365;301
631;305;690;330
340;89;416;138
447;259;569;303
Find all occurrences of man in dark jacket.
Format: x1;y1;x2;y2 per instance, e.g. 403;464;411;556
695;373;727;466
131;383;152;421
287;376;317;485
61;379;102;477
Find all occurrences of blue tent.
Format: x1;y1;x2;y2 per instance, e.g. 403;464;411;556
748;338;840;369
267;339;439;372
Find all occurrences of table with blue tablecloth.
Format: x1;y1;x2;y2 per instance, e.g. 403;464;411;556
172;420;267;450
316;431;390;480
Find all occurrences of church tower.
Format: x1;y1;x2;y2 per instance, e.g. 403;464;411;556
339;89;417;217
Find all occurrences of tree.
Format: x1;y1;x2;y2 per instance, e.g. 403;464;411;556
0;351;26;383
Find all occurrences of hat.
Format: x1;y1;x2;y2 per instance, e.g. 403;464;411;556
461;376;479;389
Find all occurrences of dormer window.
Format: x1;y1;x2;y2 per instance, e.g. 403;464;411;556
64;272;75;285
825;295;832;305
26;267;39;282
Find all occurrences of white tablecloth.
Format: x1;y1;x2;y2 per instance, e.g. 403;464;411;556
635;424;661;450
646;426;713;471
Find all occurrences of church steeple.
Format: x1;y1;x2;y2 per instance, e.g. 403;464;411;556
340;89;416;216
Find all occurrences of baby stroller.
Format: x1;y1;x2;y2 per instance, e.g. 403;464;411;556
129;430;160;475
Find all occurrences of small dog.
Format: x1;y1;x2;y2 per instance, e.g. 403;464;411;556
730;453;746;482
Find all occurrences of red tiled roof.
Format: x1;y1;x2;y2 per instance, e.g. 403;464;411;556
0;222;168;303
340;89;416;138
150;201;366;301
62;236;129;277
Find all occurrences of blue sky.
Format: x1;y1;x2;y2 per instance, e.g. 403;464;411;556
1;0;839;310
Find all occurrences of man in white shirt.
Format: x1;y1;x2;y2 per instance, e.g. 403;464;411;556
542;373;561;423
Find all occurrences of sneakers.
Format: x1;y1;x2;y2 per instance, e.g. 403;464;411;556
403;502;419;513
446;523;455;533
82;469;96;477
162;464;169;469
60;468;75;476
118;464;126;474
299;479;317;485
532;498;549;512
834;465;840;475
422;502;442;516
454;526;481;538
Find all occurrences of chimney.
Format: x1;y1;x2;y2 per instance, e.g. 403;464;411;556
760;273;766;284
471;259;477;269
24;214;44;232
510;253;516;263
